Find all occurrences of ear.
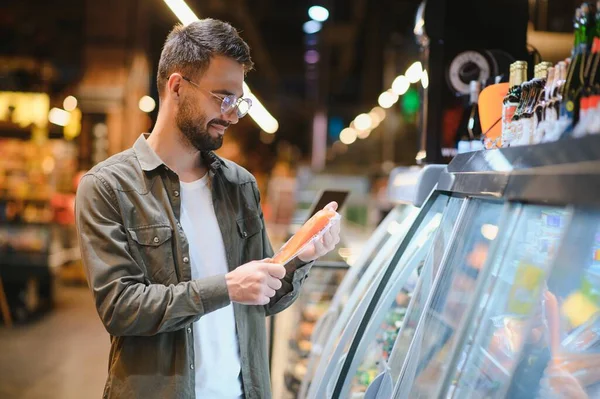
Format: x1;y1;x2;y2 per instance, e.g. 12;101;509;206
167;73;183;100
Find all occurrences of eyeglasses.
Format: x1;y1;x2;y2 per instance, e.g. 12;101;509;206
181;76;252;118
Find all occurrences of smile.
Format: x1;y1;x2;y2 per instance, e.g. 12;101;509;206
209;123;227;135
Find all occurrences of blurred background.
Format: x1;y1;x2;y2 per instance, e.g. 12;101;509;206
0;0;582;398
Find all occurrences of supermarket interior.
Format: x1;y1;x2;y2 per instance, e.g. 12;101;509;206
1;0;600;398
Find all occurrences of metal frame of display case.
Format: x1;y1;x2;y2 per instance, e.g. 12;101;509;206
322;135;600;398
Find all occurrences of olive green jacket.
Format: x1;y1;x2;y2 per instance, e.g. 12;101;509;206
76;134;312;398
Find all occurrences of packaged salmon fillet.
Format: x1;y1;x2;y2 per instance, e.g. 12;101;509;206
271;208;341;269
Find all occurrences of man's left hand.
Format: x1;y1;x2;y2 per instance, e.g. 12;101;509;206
297;202;341;262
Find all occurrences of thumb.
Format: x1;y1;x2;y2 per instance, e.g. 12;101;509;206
325;201;338;211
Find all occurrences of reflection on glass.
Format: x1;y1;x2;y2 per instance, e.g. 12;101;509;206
396;199;504;399
282;267;347;394
320;194;450;398
341;206;417;306
446;205;570;399
349;197;464;396
508;210;600;399
303;206;419;396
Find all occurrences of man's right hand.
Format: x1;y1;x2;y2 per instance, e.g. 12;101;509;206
225;260;286;305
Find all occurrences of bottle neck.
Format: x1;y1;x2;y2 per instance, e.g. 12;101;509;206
514;69;527;87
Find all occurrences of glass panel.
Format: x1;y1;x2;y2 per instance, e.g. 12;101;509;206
396;199;505;399
312;193;450;399
445;205;571;399
507;209;600;399
273;266;348;397
339;205;418;306
347;197;464;397
301;206;419;395
388;197;465;378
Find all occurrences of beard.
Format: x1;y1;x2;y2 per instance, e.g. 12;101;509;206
176;98;226;152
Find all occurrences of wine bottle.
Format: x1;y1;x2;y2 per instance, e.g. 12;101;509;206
502;61;527;147
514;64;548;146
546;63;561;124
545;61;571;142
581;2;600;121
512;75;533;146
575;2;600;137
532;63;554;143
562;4;593;132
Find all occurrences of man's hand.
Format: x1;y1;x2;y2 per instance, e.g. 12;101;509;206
225;260;286;305
298;201;341;262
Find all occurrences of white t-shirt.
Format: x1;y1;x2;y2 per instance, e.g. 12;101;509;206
179;174;243;399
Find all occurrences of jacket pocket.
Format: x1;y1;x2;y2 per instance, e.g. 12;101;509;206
127;224;175;283
236;214;263;239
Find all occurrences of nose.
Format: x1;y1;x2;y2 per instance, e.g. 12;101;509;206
222;108;239;125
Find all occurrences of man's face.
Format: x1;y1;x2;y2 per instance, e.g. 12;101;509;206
175;55;245;152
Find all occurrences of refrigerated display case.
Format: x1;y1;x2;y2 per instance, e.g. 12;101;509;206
298;166;444;399
308;193;453;399
306;135;600;399
270;165;443;399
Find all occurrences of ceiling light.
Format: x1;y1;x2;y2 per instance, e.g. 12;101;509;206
163;0;199;26
357;129;371;139
303;20;322;34
406;61;423;83
308;6;329;22
354;113;373;130
421;69;429;89
138;96;156;113
391;75;410;96
378;91;399;109
244;83;279;133
371;107;386;121
63;96;78;111
340;127;357;145
48;108;71;127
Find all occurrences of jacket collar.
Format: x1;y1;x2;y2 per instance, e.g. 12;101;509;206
133;133;227;173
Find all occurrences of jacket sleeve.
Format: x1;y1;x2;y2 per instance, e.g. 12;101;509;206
75;173;231;336
249;181;314;316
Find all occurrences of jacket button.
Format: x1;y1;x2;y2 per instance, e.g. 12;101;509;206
174;190;180;197
243;231;248;238
187;327;192;333
153;237;160;243
183;256;190;263
190;364;194;370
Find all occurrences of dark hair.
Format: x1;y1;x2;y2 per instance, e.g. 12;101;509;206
157;19;253;97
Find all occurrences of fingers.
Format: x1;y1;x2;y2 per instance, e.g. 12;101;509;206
264;286;276;298
266;263;286;279
331;218;341;235
322;230;335;249
266;275;283;291
322;227;340;251
313;236;326;256
258;295;271;306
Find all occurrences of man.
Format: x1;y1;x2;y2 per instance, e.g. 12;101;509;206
76;19;340;399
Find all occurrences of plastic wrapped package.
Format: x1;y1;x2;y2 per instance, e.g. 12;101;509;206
271;209;341;267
